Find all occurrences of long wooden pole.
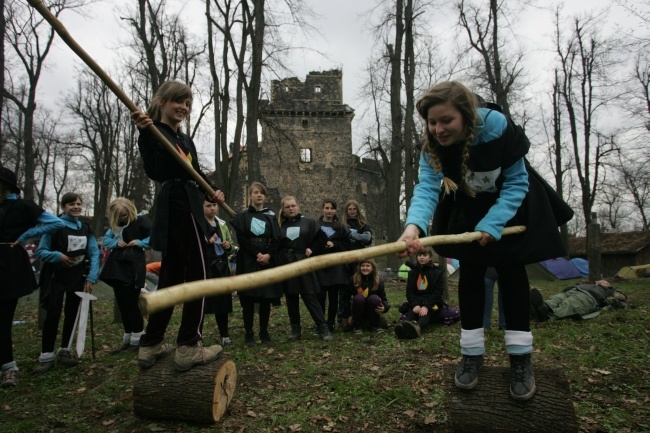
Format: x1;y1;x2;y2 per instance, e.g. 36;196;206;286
27;0;236;218
139;226;526;315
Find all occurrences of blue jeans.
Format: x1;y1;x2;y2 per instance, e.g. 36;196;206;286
483;278;506;329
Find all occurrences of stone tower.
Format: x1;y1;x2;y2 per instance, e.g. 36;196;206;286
238;69;386;240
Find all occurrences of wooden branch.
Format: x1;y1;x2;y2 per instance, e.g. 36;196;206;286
27;0;236;217
139;226;526;315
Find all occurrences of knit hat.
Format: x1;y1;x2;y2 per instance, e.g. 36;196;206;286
0;167;20;193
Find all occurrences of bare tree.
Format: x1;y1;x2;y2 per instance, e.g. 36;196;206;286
554;10;620;228
67;70;126;234
456;0;526;117
2;0;86;200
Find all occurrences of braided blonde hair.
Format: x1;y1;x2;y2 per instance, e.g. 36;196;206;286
416;81;478;197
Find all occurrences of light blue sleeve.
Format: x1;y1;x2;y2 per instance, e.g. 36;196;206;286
404;151;443;236
475;157;529;240
36;233;63;264
102;229;119;249
137;237;150;249
17;211;64;243
86;236;101;284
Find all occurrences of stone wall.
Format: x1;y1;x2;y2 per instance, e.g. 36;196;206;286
233;69;387;241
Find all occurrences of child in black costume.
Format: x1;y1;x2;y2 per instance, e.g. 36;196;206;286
277;196;331;341
316;199;352;332
203;200;234;346
395;248;445;339
100;197;151;354
131;80;225;371
344;259;390;334
398;81;572;400
0;167;63;387
35;193;101;373
231;182;282;346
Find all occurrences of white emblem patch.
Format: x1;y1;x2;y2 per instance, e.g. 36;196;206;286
286;226;301;241
250;217;267;236
466;168;501;193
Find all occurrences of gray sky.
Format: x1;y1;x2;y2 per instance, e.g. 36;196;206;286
36;0;633;157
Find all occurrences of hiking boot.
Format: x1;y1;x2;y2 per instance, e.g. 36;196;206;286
259;331;273;345
56;349;79;367
530;289;549;322
311;326;320;336
318;324;333;341
353;327;363;335
394;322;406;339
402;321;421;339
174;341;223;372
509;354;536;401
1;368;18;388
33;361;54;374
288;325;302;341
138;343;173;369
454;355;484;390
220;336;233;347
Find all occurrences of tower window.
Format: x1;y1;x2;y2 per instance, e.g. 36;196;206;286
315;86;321;93
300;148;312;163
302;119;309;128
285;86;289;92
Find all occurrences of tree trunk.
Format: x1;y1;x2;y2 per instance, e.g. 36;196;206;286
587;213;601;282
446;366;578;433
133;356;237;424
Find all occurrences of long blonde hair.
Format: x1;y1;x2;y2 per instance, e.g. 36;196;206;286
353;258;380;291
278;195;299;225
342;199;367;229
416;81;478;197
146;80;193;124
107;197;137;231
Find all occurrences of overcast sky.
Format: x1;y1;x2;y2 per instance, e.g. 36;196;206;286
35;0;634;157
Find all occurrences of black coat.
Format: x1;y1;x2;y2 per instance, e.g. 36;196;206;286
100;216;152;289
138;122;216;255
431;115;572;265
278;214;328;295
231;206;282;299
405;262;445;309
203;219;233;315
0;199;44;301
315;219;352;287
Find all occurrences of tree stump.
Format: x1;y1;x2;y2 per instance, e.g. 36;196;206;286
133;356;237;424
446;366;578;433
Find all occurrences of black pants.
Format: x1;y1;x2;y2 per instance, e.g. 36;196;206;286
0;298;19;365
140;212;208;347
317;284;345;326
286;292;326;328
239;295;271;335
42;290;81;353
404;308;434;329
112;282;144;334
458;262;530;331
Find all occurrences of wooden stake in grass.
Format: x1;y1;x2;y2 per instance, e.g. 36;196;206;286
139;226;526;315
26;0;236;218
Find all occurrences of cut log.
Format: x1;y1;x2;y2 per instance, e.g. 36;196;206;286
446;366;578;433
133;355;237;424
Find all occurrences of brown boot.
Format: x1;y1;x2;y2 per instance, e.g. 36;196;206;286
137;343;173;369
173;341;222;372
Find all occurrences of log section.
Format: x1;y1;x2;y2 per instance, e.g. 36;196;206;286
133;356;236;424
446;366;578;433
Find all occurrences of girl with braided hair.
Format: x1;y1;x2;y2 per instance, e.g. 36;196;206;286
398;81;571;401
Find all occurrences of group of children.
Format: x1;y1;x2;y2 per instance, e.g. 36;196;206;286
3;79;571;403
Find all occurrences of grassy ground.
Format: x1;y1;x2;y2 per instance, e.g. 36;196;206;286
3;278;649;432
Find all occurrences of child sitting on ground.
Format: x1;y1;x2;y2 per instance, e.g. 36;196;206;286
343;259;390;334
395;248;445;339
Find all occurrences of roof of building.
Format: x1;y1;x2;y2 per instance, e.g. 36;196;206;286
569;231;650;255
